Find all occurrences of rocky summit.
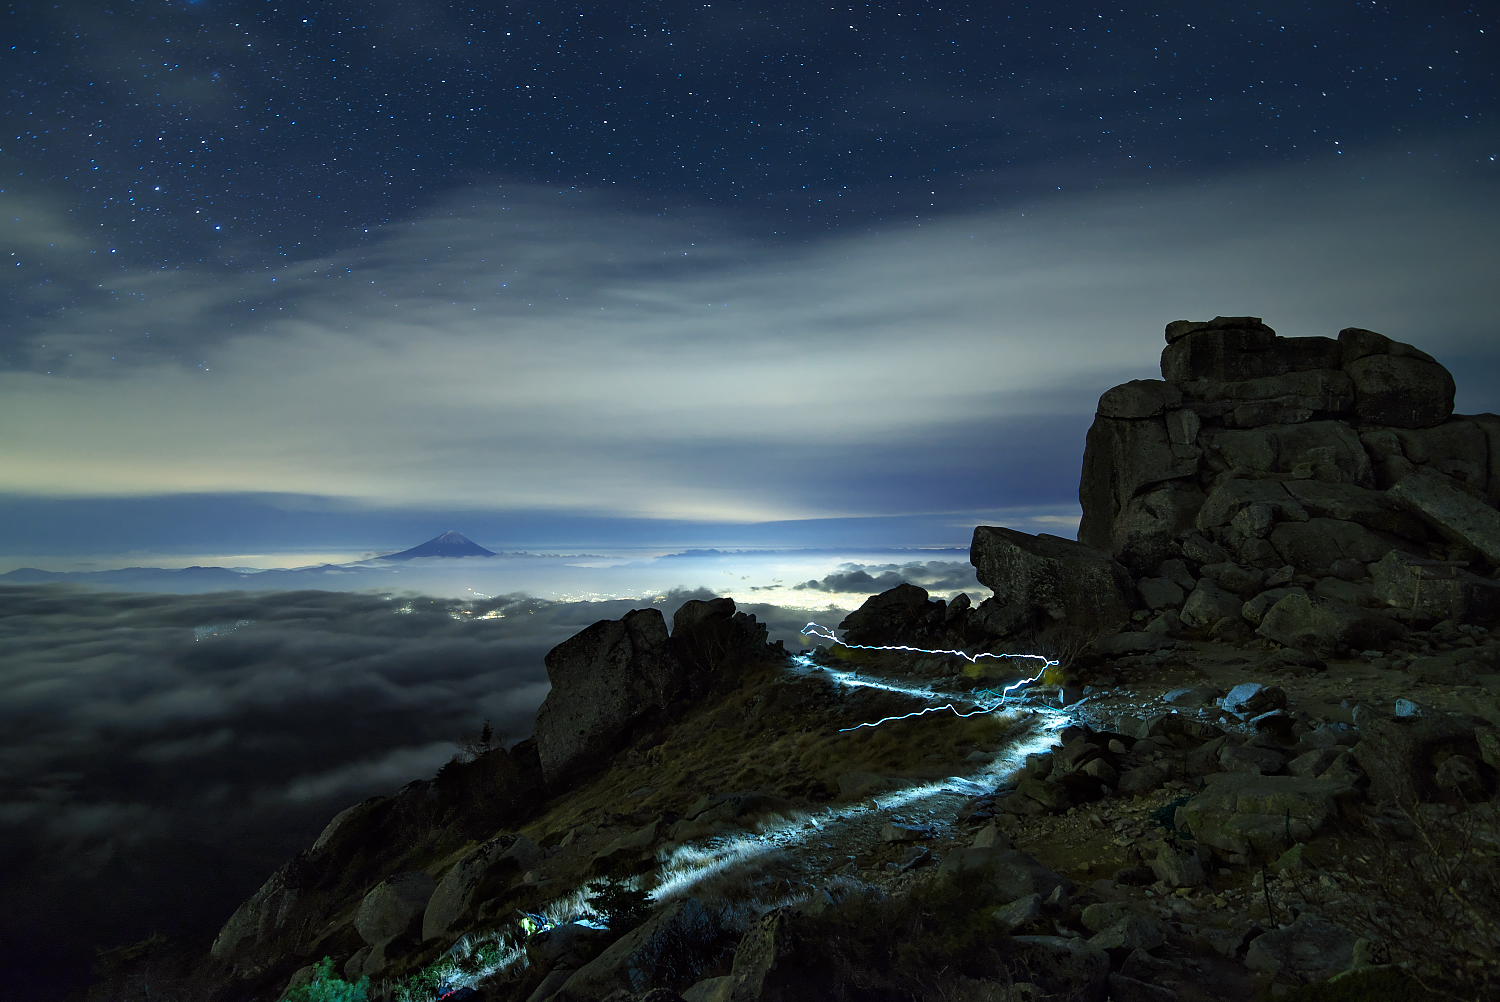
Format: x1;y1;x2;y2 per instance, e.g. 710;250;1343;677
103;317;1500;1002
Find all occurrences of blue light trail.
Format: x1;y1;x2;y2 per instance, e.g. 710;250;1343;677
431;620;1076;994
800;622;1058;668
798;622;1059;730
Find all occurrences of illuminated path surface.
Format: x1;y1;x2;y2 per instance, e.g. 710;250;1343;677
443;622;1073;991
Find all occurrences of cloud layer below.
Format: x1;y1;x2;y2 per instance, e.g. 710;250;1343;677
0;581;848;996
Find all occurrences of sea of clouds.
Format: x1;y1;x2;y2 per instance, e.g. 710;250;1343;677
0;559;982;995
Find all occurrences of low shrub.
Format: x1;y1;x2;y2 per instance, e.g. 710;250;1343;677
281;957;368;1002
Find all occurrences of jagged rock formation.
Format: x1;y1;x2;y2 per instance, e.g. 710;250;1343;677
968;526;1134;648
1069;317;1500;654
535;598;774;785
839;319;1499;661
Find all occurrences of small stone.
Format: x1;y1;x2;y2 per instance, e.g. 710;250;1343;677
1393;697;1425;718
1222;682;1287;717
1151;845;1206;888
1273;844;1307;874
992;893;1043;931
881;822;928;843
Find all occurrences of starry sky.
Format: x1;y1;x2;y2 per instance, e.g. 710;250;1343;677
3;1;1498;565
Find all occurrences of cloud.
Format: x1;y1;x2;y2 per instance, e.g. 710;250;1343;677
0;582;820;978
789;560;982;595
0;585;592;957
277;742;462;803
4;146;1496;526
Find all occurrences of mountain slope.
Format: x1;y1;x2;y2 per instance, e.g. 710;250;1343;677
377;531;498;560
90;316;1500;1002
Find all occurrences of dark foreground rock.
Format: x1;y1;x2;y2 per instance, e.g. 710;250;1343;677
969;525;1133;646
536;600;775;785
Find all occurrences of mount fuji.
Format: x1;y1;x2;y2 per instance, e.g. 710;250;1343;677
375;531;498;560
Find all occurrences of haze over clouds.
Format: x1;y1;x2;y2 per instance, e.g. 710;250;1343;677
787;559;983;596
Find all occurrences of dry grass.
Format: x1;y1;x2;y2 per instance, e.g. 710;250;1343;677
521;658;1027;844
1273;799;1500;1001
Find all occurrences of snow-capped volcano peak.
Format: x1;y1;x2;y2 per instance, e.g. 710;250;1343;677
377;531;498;560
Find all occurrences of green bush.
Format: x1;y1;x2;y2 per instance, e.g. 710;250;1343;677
281;957;369;1002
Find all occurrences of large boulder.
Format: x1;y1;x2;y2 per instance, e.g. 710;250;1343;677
422;835;530;943
1179;580;1242;630
535;600;772;785
535;608;684;784
1203;421;1373;486
1338;327;1455;428
1175;773;1357;859
935;845;1072;901
1161;318;1287;382
1097;378;1183;419
838;583;950;646
1195;478;1307;534
1390;468;1500;566
1179;368;1354;428
1109;482;1206;574
1077;318;1479;592
354;871;435;948
1245;914;1356;982
1078;415;1200;551
210;859;312;973
1255;590;1404;655
672;597;772;675
1267;518;1394;574
970;527;1132;644
1351;708;1494;804
1369;549;1500;624
1394;420;1491;490
1283;480;1430;539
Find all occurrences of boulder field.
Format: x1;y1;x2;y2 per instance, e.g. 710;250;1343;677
117;318;1499;1002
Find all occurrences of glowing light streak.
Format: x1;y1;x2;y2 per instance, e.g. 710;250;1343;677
650;709;1069;900
837;700;1001;732
792;654;944;701
801;622;1058;668
430;623;1077;993
798;623;1057;729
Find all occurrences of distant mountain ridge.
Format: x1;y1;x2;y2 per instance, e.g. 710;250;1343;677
0;532;508;592
376;531;497;560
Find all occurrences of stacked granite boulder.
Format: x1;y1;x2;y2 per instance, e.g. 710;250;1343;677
1065;316;1500;653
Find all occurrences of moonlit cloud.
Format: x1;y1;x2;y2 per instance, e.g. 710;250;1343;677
0;583;776;987
788;560;981;595
5;149;1495;531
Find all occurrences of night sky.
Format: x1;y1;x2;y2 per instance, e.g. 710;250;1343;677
3;2;1498;564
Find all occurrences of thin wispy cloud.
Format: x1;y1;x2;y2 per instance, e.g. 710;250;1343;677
4;149;1496;527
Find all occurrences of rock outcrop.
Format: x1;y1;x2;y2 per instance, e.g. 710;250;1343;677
535;599;774;785
1074;316;1500;651
968;527;1134;647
